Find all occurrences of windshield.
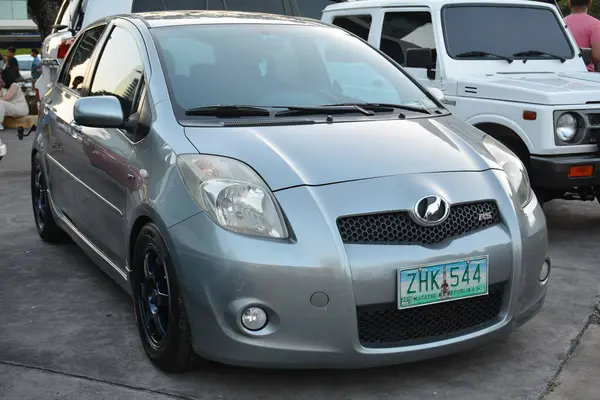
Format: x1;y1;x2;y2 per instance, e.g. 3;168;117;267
151;23;439;118
442;5;574;61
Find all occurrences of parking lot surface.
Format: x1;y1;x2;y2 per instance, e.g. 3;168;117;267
1;128;599;400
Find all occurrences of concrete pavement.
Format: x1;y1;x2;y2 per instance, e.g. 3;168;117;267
1;127;599;400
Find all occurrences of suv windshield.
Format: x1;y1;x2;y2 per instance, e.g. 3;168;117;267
442;5;574;61
151;23;438;118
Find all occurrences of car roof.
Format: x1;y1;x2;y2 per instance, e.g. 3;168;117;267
322;0;557;11
119;10;331;29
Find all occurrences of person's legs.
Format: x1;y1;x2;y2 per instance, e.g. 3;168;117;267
0;100;28;130
2;101;28;118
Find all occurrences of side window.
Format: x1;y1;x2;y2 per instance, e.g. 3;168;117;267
297;1;338;20
58;25;105;95
332;15;372;41
380;12;435;67
206;0;224;10
224;0;285;14
89;26;144;120
132;0;167;12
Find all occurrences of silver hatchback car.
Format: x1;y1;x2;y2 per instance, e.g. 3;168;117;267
32;11;550;372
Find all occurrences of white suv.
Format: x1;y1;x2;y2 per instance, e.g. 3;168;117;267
323;0;600;204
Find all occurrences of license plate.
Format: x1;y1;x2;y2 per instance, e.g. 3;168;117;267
397;256;489;310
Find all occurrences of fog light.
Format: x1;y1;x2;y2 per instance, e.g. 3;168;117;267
539;259;551;282
241;307;268;331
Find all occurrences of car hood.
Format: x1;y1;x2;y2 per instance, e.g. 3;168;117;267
183;116;497;191
458;72;600;105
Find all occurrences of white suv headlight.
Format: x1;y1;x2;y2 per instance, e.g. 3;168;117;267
176;154;289;239
482;135;533;207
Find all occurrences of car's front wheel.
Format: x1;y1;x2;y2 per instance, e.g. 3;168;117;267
132;223;197;373
31;152;69;243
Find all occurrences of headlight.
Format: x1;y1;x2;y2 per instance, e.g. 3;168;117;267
482;135;533;207
176;154;289;239
556;112;578;142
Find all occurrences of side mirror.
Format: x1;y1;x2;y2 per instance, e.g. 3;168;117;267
405;48;436;69
427;87;444;102
406;48;437;80
74;96;124;128
581;47;593;65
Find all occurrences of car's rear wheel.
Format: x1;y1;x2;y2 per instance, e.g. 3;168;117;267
132;223;197;373
31;153;69;243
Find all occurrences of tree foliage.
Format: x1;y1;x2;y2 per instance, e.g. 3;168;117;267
27;0;63;40
558;0;600;18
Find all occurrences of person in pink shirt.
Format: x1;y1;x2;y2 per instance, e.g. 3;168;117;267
565;0;600;71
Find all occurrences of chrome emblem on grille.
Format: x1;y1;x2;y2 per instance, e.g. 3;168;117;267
478;211;493;221
413;195;450;226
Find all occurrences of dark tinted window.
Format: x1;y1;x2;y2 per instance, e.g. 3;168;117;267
297;0;336;19
380;12;434;67
132;0;167;12
59;25;105;94
89;26;144;118
224;0;285;13
207;0;225;10
132;0;231;11
443;5;573;60
152;24;437;119
332;15;371;41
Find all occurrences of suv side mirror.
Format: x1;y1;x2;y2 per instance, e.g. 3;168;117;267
406;48;437;80
581;48;593;65
74;96;125;128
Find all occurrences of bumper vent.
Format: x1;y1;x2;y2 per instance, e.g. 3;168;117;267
588;114;600;126
356;282;505;348
336;201;500;246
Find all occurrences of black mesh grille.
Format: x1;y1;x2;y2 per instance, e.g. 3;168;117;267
356;282;505;348
337;201;500;245
588;114;600;125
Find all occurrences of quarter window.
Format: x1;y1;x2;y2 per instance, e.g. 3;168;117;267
380;12;435;67
332;15;372;41
89;26;144;119
59;25;105;95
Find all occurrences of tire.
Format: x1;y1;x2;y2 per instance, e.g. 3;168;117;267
31;152;70;243
132;223;197;373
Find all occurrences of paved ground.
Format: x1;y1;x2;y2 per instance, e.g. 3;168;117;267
1;128;599;400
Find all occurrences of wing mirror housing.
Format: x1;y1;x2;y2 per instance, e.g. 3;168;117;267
74;96;125;128
406;48;437;80
427;87;444;102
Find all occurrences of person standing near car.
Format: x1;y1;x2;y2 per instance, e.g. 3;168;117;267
0;69;29;131
5;48;21;79
30;49;42;80
565;0;600;71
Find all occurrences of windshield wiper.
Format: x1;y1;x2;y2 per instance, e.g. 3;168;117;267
185;105;272;117
330;102;432;115
455;51;514;63
512;50;566;63
274;105;375;117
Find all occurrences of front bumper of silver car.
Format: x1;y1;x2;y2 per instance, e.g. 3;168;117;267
167;170;548;369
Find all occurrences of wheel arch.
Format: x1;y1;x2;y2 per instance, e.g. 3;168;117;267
127;206;181;282
473;121;531;165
